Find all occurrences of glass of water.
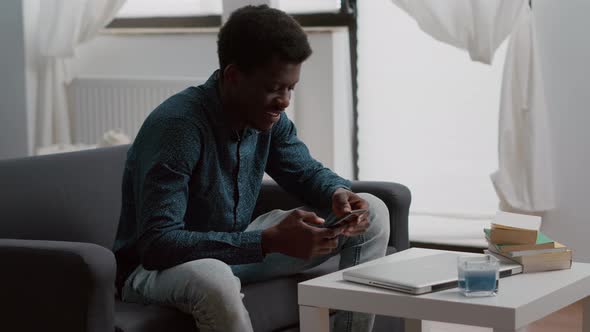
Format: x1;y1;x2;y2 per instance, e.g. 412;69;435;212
457;255;499;297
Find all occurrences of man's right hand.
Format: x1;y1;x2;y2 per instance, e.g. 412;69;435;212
261;210;344;260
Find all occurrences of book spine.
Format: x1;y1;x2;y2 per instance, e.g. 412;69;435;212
522;259;572;273
508;247;567;257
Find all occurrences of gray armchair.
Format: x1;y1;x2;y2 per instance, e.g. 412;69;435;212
0;145;410;332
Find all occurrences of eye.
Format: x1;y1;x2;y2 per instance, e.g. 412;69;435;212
266;84;294;94
266;83;280;92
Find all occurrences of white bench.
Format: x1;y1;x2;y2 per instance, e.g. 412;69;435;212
408;215;490;252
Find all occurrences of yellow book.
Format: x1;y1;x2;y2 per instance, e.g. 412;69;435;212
489;223;538;245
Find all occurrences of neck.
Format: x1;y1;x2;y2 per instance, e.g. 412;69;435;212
218;78;246;131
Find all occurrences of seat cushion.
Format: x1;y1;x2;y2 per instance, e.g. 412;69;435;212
115;301;195;332
115;255;341;332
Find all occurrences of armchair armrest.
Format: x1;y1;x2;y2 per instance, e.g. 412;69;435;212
350;181;411;251
0;239;116;332
255;180;411;251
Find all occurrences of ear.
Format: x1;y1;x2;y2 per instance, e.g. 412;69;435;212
222;64;241;86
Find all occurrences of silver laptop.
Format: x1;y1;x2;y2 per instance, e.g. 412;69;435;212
342;252;522;295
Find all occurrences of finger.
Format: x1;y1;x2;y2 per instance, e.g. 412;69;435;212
342;220;369;236
295;210;325;226
315;248;334;256
332;191;352;216
360;211;370;222
343;231;361;237
342;216;361;231
342;228;365;237
341;230;353;237
316;226;344;239
348;213;367;227
349;223;370;236
349;194;369;210
320;237;339;249
315;239;338;253
353;219;369;230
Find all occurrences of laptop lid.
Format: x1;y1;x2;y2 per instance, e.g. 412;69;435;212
342;252;522;295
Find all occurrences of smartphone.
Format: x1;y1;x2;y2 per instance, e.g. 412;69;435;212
326;209;369;229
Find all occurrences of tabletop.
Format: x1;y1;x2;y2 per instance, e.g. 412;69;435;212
298;248;590;330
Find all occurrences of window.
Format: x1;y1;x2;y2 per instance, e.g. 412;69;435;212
109;0;353;28
116;0;222;18
357;0;505;218
116;0;342;18
273;0;342;14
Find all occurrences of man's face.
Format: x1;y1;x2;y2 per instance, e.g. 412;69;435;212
231;57;301;131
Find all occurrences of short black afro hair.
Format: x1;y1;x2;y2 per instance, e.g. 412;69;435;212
217;5;312;73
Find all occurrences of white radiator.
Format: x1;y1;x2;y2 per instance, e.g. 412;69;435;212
68;76;205;144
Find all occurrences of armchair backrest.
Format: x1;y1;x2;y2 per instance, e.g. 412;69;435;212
0;145;411;252
0;145;129;249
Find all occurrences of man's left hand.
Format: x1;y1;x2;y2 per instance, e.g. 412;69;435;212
331;188;370;236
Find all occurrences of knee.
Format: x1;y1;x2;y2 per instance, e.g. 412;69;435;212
358;193;390;242
174;259;247;328
179;259;242;305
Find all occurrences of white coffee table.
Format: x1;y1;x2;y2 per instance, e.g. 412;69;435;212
298;248;590;332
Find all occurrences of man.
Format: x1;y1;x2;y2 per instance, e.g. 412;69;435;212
113;5;390;332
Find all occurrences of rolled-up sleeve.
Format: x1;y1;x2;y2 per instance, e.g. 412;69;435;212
265;113;351;209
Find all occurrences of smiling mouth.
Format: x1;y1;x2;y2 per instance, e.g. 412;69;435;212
266;111;281;118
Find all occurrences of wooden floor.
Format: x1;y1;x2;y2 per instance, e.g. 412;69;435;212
425;300;582;332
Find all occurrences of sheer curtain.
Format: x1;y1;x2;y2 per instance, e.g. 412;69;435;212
388;0;554;214
36;0;126;149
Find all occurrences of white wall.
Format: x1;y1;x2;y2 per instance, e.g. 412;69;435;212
535;0;590;262
73;28;354;178
0;0;30;159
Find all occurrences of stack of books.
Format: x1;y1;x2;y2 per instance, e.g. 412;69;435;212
484;223;572;273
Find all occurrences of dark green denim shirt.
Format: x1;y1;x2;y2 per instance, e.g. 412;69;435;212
113;71;351;284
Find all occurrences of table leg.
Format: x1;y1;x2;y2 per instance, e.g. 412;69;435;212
299;305;330;332
405;318;423;332
583;296;590;332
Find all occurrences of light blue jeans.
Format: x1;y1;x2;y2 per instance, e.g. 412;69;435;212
121;193;390;332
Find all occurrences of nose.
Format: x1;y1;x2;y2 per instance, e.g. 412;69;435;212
275;89;291;109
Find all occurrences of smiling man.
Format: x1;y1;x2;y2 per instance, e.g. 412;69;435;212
113;5;390;332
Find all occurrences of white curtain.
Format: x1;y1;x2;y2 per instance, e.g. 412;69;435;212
390;0;555;213
36;0;126;148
